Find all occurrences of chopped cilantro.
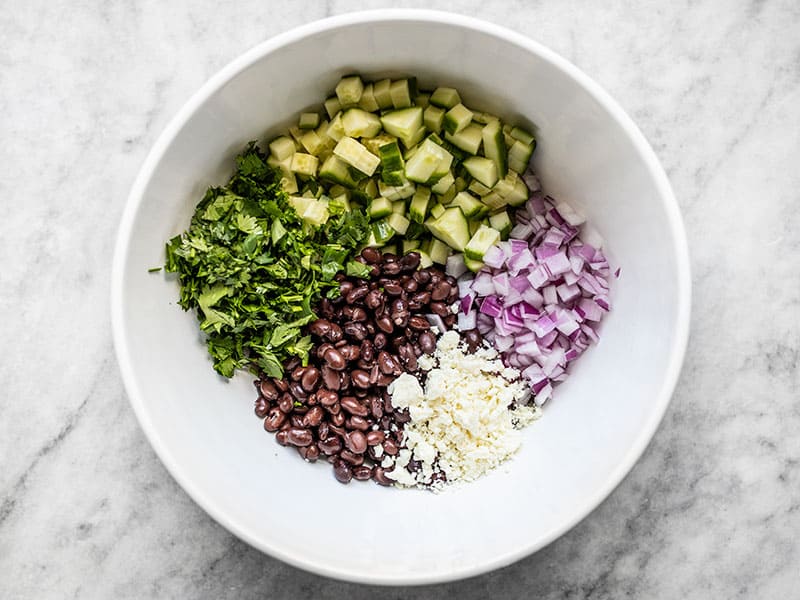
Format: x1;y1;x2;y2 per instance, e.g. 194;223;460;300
164;143;369;378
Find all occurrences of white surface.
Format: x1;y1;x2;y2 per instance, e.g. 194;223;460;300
2;1;798;598
112;11;688;584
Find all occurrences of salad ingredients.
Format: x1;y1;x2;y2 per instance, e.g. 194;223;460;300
165;143;370;378
463;179;612;405
252;249;460;484
384;330;539;488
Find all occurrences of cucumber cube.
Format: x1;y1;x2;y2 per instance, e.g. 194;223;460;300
464;225;501;261
290;153;319;176
405;139;450;183
505;178;530;207
335;75;364;108
488;210;512;237
415;92;431;108
426;206;470;252
333;137;380;176
269;136;295;161
326;112;345;142
508;139;535;173
368;197;393;219
423;105;445;134
468;179;492;196
371;218;396;244
390;78;416;109
431;171;455;195
429;87;461;109
493;170;518;198
444;123;483;155
472;111;499;124
379;141;405;172
362;133;398;156
481;191;507;210
430;203;446;219
391;200;406;214
319;155;359;188
298;112;320;129
387;211;411;235
380;107;424;148
324;96;341;119
463;156;499;188
443;103;474;135
409;186;431;223
482;119;508;178
381;243;398;256
363;179;378;199
372;79;393;109
437;184;456;205
464;255;485;273
358;83;380;112
300;130;324;155
417;250;434;269
510;126;535;146
382;170;407;186
342;109;382;138
402;239;421;253
452;191;485;218
428;238;451;264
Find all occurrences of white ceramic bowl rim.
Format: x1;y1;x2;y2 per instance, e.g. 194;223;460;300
111;9;691;585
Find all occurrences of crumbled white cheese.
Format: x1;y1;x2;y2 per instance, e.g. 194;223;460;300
385;330;541;489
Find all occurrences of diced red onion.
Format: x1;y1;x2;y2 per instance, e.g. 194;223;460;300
479;296;503;318
446;253;468;278
457;309;477;331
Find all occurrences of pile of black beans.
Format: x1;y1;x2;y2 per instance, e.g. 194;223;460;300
253;249;460;485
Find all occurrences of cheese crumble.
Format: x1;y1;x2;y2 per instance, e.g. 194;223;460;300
385;330;541;489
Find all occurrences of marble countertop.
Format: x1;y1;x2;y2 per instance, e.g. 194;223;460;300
2;1;799;597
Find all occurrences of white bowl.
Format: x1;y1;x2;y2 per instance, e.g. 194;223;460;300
112;10;690;585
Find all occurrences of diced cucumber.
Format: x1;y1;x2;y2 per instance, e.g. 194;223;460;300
443;103;474;135
428;238;451;264
465;225;501;261
342;109;382;138
404;221;426;240
379;141;405;174
269;136;295;161
493;169;518;197
335;75;364;108
300;129;324;155
290;196;330;226
482;119;508;178
380;107;424;147
404;138;449;183
288;126;304;145
319;155;359;188
415;92;430;108
372;79;393;109
363;179;378;199
280;172;298;194
481;191;506;210
358;83;380;112
363;230;380;247
362;133;398;156
290;153;319;176
368;196;393;219
438;184;456;205
508;139;535;173
326;112;345;142
505;177;529;207
402;239;421;253
430;203;446;219
333;137;380;176
468;179;492;196
403;143;419;161
510;126;535;146
328;184;348;198
429;152;453;184
468;219;481;237
409;186;431;223
454;176;468;192
390;78;416;109
429;87;461;109
405;126;427;149
445;123;483;155
426;206;470;252
431;171;454;195
488;210;512;237
371;218;396;244
391;200;406;214
382;170;406;186
452;191;485;219
464;255;485;273
463;156;498;188
472;111;499;124
387;211;411;235
299;112;320;129
422;105;444;134
417;250;434;269
324;96;341;119
378;178;416;201
381;243;398;256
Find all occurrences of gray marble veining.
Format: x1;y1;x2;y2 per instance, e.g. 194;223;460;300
1;0;798;598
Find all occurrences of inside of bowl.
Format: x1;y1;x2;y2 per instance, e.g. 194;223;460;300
117;15;687;583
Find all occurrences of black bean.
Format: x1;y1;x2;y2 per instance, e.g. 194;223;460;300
408;315;430;331
263;407;286;432
463;329;483;353
275;430;289;446
373;467;393;486
360;339;374;362
319;436;342;455
413;269;431;284
301;367;319;391
323;347;346;370
278;394;294;414
361;247;381;263
303;406;325;427
375;314;394;334
346;415;369;431
384;282;403;296
399;252;421;271
366;430;385;445
352;465;373;481
321;366;340;390
431;280;451;301
383;439;399;455
369;395;383;419
341;396;369;416
365;289;383;309
333;459;352;483
317;389;338;406
339;449;364;466
345;430;368;454
351;307;368;322
382;262;401;276
350;369;371;389
346;286;368;304
378;351;400;375
254;398;270;418
374;332;387;350
289;382;307;400
259;380;279;401
430;301;449;317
